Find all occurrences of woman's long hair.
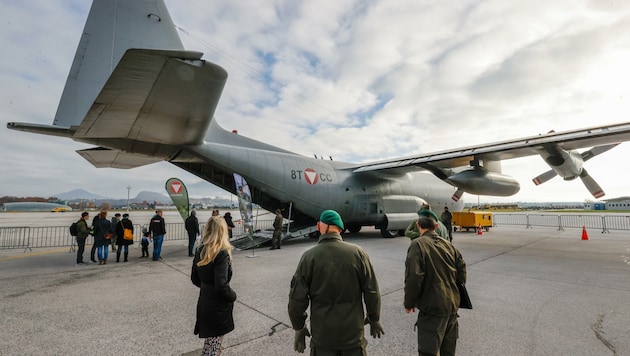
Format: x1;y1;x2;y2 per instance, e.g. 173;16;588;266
197;216;233;266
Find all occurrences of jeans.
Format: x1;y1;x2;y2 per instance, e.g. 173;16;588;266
153;235;164;260
76;237;86;263
97;245;109;261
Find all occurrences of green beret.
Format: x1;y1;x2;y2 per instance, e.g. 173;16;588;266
319;210;344;230
418;208;439;222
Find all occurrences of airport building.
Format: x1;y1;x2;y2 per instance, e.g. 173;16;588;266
583;197;630;211
604;197;630;211
3;202;73;212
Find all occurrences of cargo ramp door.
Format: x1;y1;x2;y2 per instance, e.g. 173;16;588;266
230;223;318;250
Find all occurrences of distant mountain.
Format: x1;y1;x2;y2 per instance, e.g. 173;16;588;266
134;190;170;203
56;189;108;200
53;185;229;203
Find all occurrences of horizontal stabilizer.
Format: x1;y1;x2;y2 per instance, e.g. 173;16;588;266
6;122;73;138
74;49;227;146
77;147;161;169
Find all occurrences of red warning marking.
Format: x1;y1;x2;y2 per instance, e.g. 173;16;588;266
304;168;319;185
170;182;183;193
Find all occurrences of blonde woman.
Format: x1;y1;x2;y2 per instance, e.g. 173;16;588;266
191;216;237;356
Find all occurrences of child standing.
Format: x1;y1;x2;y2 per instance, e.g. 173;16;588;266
141;228;150;258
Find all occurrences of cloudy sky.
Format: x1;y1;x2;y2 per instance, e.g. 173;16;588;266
1;0;630;202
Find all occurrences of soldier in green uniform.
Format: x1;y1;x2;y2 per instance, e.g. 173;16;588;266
288;210;384;355
404;216;467;356
405;204;451;242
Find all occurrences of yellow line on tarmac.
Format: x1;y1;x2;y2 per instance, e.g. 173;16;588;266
0;247;68;261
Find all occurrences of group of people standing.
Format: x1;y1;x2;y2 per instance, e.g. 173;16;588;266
73;210;135;265
73;209;168;265
191;206;467;356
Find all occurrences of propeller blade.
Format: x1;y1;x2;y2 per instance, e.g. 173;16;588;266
581;144;619;162
532;170;557;185
451;189;464;202
580;169;605;198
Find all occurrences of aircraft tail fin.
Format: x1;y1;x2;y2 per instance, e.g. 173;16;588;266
53;0;184;128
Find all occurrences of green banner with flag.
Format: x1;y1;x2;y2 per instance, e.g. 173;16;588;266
165;177;190;222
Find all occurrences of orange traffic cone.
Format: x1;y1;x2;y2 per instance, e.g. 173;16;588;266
477;224;483;235
581;225;589;240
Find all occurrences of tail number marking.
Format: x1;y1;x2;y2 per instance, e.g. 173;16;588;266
291;168;333;185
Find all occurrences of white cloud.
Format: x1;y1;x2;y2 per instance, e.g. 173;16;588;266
1;0;629;203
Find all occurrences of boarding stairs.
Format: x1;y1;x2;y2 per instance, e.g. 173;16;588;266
231;223;318;250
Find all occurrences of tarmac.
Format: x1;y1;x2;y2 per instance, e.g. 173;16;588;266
1;224;629;356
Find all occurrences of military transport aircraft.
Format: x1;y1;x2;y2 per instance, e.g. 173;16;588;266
7;0;630;237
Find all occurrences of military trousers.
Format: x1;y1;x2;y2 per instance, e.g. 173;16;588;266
415;312;458;356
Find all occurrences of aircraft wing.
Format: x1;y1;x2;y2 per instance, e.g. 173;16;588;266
352;122;630;173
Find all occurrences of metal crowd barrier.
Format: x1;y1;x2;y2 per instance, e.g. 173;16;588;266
0;220;275;251
493;213;630;233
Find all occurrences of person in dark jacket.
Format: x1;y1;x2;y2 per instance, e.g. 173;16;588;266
440;207;453;241
115;213;134;262
288;210;384;355
186;211;200;257
90;214;98;263
93;210;112;265
191;216;237;356
75;212;90;266
110;213;121;252
148;210;166;261
404;216;467;356
223;212;235;239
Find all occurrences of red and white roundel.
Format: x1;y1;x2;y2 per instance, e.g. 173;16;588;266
170;181;183;193
304;168;319;185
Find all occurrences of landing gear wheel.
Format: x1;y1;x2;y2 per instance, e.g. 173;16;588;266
380;229;398;238
346;225;362;233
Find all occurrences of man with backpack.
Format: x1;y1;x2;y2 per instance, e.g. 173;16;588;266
73;212;91;266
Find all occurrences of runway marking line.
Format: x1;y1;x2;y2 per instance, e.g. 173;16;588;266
0;248;67;261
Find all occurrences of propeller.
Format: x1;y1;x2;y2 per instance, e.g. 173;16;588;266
451;189;464;202
579;169;604;199
532;144;618;198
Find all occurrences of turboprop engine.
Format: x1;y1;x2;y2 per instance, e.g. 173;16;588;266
448;169;520;196
532;144;618;199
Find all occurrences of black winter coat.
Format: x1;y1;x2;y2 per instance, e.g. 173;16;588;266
115;218;134;246
191;248;237;338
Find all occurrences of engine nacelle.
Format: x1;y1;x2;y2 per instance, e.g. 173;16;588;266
448;169;520;196
537;148;583;180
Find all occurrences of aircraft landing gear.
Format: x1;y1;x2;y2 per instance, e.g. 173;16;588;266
380;229;398;238
346;225;362;234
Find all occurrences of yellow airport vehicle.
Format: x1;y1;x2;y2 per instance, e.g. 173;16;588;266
51;207;69;213
452;211;493;232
